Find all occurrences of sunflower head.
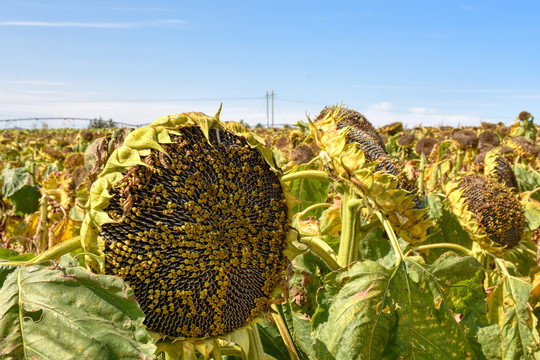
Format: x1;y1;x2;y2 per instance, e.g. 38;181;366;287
484;147;519;192
81;111;294;340
507;136;540;163
444;174;526;256
310;106;431;244
452;129;479;149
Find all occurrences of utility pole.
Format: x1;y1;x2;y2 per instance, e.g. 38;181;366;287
271;90;274;127
266;91;269;128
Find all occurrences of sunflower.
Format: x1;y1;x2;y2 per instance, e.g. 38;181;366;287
81;111;295;351
310;106;431;244
444;174;526;256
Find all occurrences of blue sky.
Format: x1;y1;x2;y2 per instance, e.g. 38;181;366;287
0;1;539;128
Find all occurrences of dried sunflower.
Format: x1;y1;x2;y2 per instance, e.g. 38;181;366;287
81;111;296;351
484;147;519;192
310;106;431;244
444;174;526;256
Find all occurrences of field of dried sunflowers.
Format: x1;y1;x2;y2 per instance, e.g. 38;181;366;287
0;107;539;360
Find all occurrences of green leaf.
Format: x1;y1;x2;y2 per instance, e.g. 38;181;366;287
257;319;295;360
0;264;156;359
514;165;540;201
284;251;329;359
487;272;540;360
0;249;36;262
1;167;30;198
421;196;473;263
8;185;41;216
312;253;485;360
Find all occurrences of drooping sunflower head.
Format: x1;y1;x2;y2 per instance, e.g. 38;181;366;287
415;137;438;157
396;133;416;148
452;129;479;149
315;105;386;149
507;136;540;163
484;147;519;193
81;111;294;340
310;106;431;244
444;174;526;256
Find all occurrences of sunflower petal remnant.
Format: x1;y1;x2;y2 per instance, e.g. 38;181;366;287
81;112;292;339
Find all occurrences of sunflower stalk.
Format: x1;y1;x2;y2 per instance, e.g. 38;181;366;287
247;323;266;360
281;170;330;183
418;154;426;195
374;210;404;265
337;188;362;267
454;148;465;174
36;191;50;254
270;304;300;360
408;243;473;256
2;236;82;266
300;236;340;271
211;339;223;359
427;163;440;191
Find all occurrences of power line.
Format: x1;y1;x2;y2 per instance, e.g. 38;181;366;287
0;117;142;128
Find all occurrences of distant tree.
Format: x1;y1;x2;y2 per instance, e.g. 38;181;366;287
255;123;263;128
238;119;251;129
89;117;117;129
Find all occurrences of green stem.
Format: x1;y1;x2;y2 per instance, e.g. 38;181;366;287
494;257;511;278
211;339;223;360
300;236;340;271
418;154;426;195
37;192;49;253
374;211;404;265
2;236;81;266
427;163;440;191
281;170;330;183
408;243;473;256
297;202;332;219
337;189;360;267
270;305;299;360
247;322;266;360
218;346;244;357
454;148;465;175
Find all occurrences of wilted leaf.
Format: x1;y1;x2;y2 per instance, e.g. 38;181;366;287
0;264;156;359
50;216;81;245
1;167;30;198
285;252;328;359
9;185;41;216
487;271;540;359
312;253;485;360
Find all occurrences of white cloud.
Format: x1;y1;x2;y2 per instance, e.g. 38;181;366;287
0;20;186;28
361;102;502;128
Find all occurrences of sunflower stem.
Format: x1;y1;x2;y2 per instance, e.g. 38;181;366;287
408;243;473;256
37;191;49;254
374;211;404;266
211;339;223;359
494;257;511;278
270;304;300;360
248;322;266;360
2;236;81;266
454;148;465;175
418;154;426;195
297;202;332;219
337;188;361;267
281;170;330;183
300;236;340;271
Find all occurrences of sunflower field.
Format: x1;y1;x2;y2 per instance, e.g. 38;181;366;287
0;107;539;360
